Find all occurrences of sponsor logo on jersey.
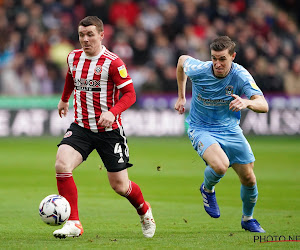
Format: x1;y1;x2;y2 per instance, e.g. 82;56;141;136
117;65;128;78
225;85;234;95
64;131;72;138
197;93;231;106
94;65;102;75
74;78;101;91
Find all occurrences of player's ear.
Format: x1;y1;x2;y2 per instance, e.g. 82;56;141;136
100;31;104;40
232;52;236;61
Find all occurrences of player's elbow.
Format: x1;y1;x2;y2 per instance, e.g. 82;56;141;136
250;95;269;113
261;100;269;113
263;104;269;113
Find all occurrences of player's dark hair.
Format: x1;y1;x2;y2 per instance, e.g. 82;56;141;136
78;16;104;33
210;36;236;55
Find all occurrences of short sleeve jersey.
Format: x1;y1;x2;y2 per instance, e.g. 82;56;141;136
184;57;263;132
67;46;133;133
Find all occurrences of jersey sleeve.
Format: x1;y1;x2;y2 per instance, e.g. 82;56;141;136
183;57;206;78
61;72;74;102
239;68;263;99
60;52;75;102
109;57;133;89
109;83;136;116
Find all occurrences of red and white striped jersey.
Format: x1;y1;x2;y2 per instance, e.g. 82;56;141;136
67;46;133;132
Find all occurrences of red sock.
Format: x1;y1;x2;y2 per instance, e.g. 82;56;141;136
56;173;79;221
124;181;149;215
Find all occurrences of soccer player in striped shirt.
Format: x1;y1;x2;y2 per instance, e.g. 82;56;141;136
53;16;155;238
175;36;268;233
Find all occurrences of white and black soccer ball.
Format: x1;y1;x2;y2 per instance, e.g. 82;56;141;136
39;194;71;226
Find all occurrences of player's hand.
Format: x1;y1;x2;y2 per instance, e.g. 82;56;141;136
174;97;186;114
58;100;69;118
98;111;115;128
229;94;248;112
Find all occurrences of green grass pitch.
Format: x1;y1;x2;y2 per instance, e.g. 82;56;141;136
0;136;299;249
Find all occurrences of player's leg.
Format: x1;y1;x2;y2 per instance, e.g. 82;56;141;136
225;132;264;232
200;144;229;218
202;143;230;190
107;169;148;215
97;128;155;237
232;162;257;219
53;145;84;238
55;144;82;221
232;163;265;233
107;170;156;238
53;123;94;238
188;129;229;218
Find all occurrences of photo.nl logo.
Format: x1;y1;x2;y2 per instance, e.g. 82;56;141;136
254;235;300;243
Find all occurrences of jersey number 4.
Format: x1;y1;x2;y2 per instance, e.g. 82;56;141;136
114;143;125;163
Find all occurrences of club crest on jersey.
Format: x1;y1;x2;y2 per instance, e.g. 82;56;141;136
64;131;72;138
225;85;234;95
117;65;128;78
94;66;102;75
198;141;204;152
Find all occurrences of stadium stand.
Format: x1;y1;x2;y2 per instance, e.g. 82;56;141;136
0;0;300;99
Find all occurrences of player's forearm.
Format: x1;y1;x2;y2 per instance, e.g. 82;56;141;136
176;55;189;98
61;72;74;102
247;96;269;113
109;84;136;116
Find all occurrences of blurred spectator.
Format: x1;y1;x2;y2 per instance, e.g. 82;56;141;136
284;56;300;96
263;64;284;93
138;5;164;33
109;0;140;27
85;0;110;24
1;53;39;95
151;33;175;66
49;36;74;72
131;30;150;65
139;68;161;93
160;2;183;42
112;34;133;66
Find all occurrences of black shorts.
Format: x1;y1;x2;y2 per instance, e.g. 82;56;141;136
58;123;133;172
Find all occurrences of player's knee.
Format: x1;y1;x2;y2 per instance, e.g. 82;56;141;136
214;167;227;175
241;174;256;187
207;159;228;175
55;157;72;173
110;182;128;196
212;161;229;175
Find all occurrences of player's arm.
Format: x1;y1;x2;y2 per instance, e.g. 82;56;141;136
110;83;136;116
58;72;74;117
229;94;269;113
98;84;136;127
98;58;136;127
175;55;190;114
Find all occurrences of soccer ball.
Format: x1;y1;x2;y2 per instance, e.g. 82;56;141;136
39;194;71;226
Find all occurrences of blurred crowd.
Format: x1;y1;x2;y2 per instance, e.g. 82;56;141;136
0;0;300;97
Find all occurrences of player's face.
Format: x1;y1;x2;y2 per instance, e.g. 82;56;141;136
78;25;104;57
211;49;236;78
